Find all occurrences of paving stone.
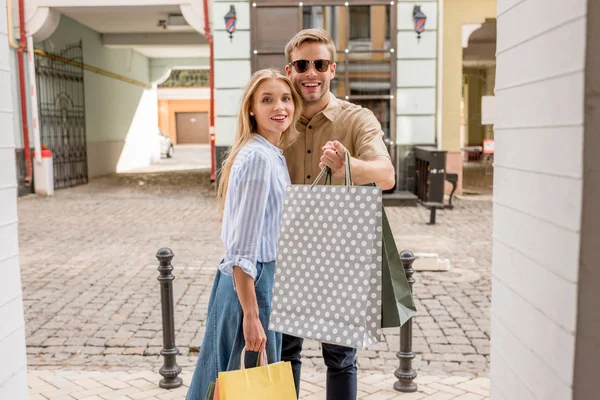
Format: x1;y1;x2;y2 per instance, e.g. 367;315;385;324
426;336;449;345
43;337;68;346
80;347;105;355
447;336;471;345
122;347;146;356
124;338;150;348
86;339;107;347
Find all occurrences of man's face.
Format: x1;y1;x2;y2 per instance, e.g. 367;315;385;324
286;42;336;105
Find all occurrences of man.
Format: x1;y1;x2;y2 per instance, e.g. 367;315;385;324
282;28;395;399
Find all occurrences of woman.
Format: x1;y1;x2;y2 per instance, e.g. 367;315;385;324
185;69;302;399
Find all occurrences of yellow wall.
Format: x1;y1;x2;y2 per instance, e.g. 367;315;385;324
441;0;497;152
158;98;210;144
484;65;496;140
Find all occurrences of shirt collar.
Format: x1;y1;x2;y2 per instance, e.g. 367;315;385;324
253;133;283;155
298;92;342;126
321;92;342;121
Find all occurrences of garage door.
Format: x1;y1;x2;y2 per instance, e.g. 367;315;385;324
176;112;209;144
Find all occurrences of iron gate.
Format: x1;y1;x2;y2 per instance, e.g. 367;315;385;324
35;41;88;189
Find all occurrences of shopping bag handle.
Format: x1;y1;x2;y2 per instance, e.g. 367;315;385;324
310;149;352;189
311;165;332;188
239;347;268;369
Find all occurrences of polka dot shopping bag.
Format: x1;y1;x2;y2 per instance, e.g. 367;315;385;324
270;151;384;348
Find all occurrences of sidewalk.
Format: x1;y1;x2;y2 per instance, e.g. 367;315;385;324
28;369;490;400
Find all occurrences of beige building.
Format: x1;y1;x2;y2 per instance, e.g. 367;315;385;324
213;0;442;194
214;0;498;195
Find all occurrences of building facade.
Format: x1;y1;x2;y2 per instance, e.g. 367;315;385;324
9;0;210;195
0;0;28;397
213;0;440;192
157;69;211;145
491;0;598;398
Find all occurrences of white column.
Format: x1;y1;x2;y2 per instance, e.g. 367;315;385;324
213;1;252;148
0;0;29;398
491;0;589;398
396;0;439;145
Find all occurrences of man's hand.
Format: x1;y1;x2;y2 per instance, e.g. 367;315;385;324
319;140;347;177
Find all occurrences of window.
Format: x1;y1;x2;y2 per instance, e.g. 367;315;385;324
303;6;324;29
159;69;209;87
385;6;391;40
349;6;370;40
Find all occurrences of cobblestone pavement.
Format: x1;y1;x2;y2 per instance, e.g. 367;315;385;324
18;171;492;398
28;369;490;400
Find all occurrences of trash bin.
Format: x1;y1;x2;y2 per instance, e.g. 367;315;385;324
34;148;54;196
414;146;446;204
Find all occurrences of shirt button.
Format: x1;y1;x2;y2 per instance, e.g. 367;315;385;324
308;125;312;129
307;175;311;180
307;149;311;154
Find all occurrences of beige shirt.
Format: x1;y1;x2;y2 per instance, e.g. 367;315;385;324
284;93;390;185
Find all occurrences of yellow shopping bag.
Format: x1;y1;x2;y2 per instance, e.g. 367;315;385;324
216;349;296;400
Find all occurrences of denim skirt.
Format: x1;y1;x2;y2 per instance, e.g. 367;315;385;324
185;261;282;400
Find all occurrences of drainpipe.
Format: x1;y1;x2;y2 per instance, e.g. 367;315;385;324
7;0;33;184
27;35;41;165
203;0;216;181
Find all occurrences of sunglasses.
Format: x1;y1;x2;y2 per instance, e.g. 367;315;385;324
289;59;332;73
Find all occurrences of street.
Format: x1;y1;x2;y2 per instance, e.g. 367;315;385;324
19;170;492;399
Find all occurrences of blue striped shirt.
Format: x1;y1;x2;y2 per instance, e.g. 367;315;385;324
219;134;291;280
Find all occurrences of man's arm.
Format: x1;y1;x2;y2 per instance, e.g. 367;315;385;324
320;141;395;190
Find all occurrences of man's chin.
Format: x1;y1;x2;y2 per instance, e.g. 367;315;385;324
301;91;325;104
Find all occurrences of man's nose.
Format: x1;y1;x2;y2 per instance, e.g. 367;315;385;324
306;64;319;77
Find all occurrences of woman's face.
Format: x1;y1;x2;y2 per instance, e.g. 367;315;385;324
251;78;295;139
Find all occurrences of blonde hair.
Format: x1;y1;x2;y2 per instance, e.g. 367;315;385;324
216;68;302;213
284;28;337;63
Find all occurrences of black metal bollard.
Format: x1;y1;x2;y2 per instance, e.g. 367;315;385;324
156;248;183;389
394;250;418;392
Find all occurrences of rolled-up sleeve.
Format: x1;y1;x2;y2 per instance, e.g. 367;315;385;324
218;151;271;280
352;109;390;161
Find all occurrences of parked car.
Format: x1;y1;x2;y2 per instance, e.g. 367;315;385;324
158;129;174;158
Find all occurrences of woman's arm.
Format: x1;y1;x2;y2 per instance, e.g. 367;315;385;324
233;266;266;353
221;151;272;354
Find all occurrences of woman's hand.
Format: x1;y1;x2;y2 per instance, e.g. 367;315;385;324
243;315;267;353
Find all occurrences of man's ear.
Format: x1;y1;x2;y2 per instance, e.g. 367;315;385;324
285;64;292;78
330;62;336;80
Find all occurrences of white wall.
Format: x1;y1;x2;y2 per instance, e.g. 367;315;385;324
0;0;29;399
213;1;251;148
157;87;210;100
396;0;438;145
491;0;588;398
38;16;158;177
150;57;209;84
